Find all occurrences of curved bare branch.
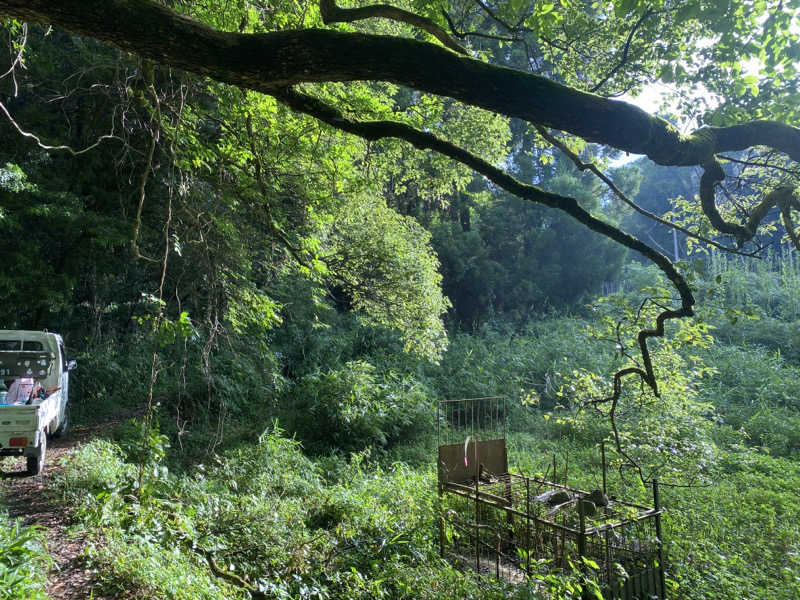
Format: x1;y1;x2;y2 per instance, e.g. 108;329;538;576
0;97;122;155
700;158;800;247
777;188;800;250
319;0;468;55
536;126;761;257
699;158;752;244
589;9;653;93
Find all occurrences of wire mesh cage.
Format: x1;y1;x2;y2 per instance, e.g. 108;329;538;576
437;397;507;489
436;398;667;600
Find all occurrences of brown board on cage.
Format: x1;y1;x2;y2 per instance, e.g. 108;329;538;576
438;438;508;486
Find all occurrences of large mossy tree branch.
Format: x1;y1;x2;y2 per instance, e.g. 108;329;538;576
4;0;800;169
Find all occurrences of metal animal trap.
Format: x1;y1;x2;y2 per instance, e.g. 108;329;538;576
436;397;667;599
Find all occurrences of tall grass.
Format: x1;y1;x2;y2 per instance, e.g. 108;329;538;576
708;247;800;321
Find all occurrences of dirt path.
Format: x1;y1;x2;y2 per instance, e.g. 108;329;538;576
1;424;113;600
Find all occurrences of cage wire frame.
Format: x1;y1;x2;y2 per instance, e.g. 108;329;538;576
438;396;507;447
436;397;667;600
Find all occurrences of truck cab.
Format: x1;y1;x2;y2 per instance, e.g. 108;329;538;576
0;330;75;475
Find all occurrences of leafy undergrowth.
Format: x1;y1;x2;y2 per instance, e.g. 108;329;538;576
48;302;800;600
52;415;800;600
54;429;551;600
667;450;800;600
0;510;51;600
508;431;800;600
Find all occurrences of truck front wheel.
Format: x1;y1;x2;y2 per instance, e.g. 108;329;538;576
26;434;46;476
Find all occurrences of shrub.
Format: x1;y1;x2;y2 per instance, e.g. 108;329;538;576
57;438;136;499
285;361;433;453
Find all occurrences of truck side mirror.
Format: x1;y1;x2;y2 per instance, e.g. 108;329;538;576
67;359;77;371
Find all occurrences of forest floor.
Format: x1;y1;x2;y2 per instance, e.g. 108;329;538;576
1;421;114;600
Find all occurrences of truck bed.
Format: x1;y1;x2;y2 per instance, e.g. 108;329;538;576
0;393;60;447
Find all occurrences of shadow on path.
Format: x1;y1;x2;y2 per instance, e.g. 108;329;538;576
1;426;114;600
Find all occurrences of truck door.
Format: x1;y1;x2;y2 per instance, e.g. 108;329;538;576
58;341;69;418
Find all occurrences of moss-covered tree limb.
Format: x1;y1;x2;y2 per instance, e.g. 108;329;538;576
4;0;799;169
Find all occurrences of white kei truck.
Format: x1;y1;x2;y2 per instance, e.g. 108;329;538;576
0;330;75;475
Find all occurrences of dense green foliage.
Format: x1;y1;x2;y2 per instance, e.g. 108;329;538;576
433;156;631;325
2;1;800;599
35;251;800;599
48;274;800;599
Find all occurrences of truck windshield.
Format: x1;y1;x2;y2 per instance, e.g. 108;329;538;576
0;341;45;351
